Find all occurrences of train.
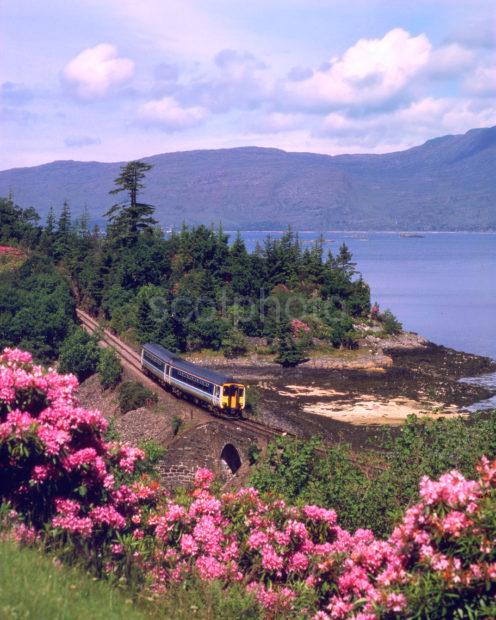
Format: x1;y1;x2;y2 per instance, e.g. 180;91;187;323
140;343;246;415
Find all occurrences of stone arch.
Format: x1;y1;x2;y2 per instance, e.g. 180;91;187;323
220;443;242;474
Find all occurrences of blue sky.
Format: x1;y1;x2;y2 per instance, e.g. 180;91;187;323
1;0;495;169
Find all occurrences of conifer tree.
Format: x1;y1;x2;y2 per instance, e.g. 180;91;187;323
106;161;157;246
45;207;56;235
274;320;306;367
57;200;72;236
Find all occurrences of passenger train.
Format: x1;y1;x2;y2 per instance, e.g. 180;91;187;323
140;343;246;415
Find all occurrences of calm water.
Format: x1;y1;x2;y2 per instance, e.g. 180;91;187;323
237;232;496;361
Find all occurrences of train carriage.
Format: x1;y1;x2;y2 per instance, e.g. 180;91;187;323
141;343;245;415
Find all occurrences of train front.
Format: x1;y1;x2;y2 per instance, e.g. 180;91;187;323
222;383;246;412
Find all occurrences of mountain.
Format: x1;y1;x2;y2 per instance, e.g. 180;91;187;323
1;126;495;231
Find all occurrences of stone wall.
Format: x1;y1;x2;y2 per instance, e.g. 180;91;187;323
157;420;268;489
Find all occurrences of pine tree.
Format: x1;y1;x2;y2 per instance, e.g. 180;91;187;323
45;207;56;235
105;161;157;246
274;320;306;367
335;243;356;277
57;201;72;236
52;201;73;260
78;205;90;238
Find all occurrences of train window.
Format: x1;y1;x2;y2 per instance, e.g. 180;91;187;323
144;351;165;372
171;367;214;394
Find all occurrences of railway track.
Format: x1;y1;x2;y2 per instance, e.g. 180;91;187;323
76;308;286;442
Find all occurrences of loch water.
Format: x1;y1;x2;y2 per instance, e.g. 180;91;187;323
238;232;496;361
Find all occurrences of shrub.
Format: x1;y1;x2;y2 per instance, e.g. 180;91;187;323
245;385;260;417
327;312;356;348
118;381;157;414
380;308;403;335
251;412;496;538
136;440;166;478
171;415;183;436
222;328;248;358
247;444;261;465
188;315;230;351
97;347;123;389
0;346;147;543
58;327;99;380
274;324;307;368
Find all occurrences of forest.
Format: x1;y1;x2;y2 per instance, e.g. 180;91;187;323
0;160;378;365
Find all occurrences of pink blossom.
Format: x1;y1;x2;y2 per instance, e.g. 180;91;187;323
194;468;214;489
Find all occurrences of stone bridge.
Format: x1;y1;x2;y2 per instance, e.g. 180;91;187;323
157;420;272;488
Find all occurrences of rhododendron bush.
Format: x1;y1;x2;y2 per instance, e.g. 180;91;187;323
1;348;495;618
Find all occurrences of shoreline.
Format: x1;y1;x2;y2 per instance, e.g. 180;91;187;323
187;336;496;436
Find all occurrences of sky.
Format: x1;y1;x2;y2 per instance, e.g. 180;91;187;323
1;0;495;170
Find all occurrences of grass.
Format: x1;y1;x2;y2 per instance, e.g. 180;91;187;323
0;541;261;620
0;540;146;620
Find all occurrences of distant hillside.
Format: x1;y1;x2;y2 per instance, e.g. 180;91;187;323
1;126;495;231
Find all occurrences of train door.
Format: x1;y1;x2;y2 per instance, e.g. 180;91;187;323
164;364;170;383
214;385;220;406
224;385;241;410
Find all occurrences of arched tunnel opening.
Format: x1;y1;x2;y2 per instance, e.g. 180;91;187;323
220;443;242;474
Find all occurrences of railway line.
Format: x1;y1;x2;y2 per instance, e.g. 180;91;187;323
76;308;286;442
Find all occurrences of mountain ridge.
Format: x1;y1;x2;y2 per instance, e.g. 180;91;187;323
1;126;495;231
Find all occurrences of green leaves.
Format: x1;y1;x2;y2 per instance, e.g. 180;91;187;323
250;411;496;538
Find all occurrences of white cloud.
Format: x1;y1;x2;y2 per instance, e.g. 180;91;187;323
285;28;432;110
427;43;474;77
182;49;274;113
464;64;496;96
62;44;135;99
320;96;496;145
137;95;208;130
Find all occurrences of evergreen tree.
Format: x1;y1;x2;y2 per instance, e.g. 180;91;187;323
335;243;356;277
78;205;90;238
53;201;73;261
105;161;157;246
228;232;254;296
57;201;72;236
45;207;56;235
274;320;306;367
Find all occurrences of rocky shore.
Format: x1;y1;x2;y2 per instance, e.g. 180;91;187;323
187;333;496;446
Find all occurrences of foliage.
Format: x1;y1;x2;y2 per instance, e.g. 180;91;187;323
150;578;261;620
118;381;158;414
58;327;100;381
251;412;496;538
106;161;157;246
0;197;40;248
244;385;261;417
98;347;123;389
247;444;262;465
1;349;496;619
171;416;183;436
0;255;75;361
222;327;248;358
274;321;307;367
136;440;166;478
4;191;370;354
0;184;373;355
380;308;403;335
